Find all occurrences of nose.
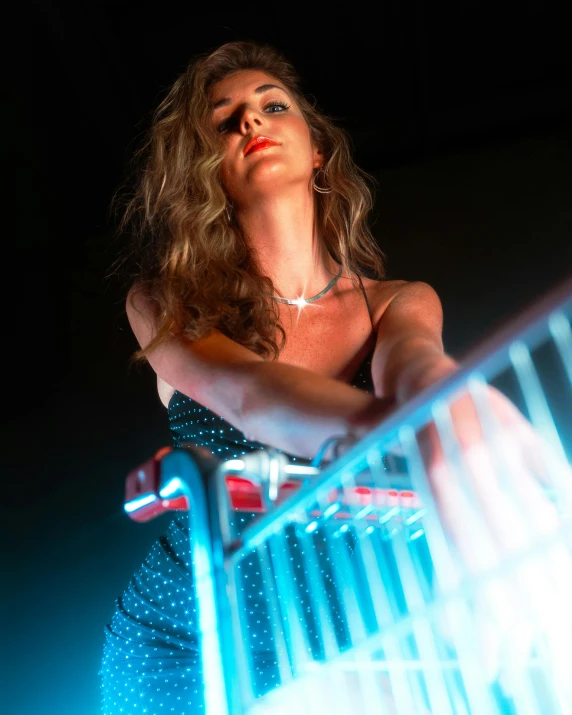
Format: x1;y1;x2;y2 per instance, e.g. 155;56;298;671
239;104;263;134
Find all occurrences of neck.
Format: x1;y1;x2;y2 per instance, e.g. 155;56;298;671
235;188;338;298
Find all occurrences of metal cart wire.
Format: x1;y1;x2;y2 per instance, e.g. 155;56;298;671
125;279;572;715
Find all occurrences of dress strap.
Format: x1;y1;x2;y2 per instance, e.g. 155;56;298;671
357;275;374;328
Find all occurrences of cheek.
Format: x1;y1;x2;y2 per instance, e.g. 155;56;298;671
219;159;230;188
290;121;315;161
219;149;238;192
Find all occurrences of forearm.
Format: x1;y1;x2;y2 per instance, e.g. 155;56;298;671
239;361;391;459
377;336;459;405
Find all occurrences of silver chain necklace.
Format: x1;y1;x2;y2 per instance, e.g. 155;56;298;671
272;266;343;306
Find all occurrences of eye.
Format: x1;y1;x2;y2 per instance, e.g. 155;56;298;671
217;118;232;134
264;100;290;113
217;100;290;133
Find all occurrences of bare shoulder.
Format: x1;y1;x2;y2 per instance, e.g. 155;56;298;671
125;284;173;407
126;283;157;324
361;278;442;330
125;282;161;350
360;277;406;329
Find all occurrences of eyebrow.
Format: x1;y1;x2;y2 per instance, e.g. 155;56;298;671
212;83;288;111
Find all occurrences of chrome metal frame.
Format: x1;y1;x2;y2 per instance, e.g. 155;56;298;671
125;277;572;714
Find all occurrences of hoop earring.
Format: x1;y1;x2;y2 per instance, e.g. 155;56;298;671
225;203;233;223
312;166;333;194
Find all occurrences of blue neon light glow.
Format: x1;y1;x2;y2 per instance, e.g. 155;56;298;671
224;459;245;471
159;477;184;498
405;508;427;526
324;502;341;518
124;493;157;513
379;507;400;524
192;542;228;714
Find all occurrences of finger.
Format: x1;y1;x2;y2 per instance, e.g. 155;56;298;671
461;440;572;695
481;387;572;509
420;388;572;699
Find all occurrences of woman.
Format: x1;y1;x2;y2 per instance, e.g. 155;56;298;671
100;41;461;714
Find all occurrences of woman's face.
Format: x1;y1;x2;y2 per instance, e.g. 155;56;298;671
209;69;322;206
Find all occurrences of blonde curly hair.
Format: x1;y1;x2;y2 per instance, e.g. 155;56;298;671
114;41;385;361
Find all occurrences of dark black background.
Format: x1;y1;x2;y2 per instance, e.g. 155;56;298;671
4;2;572;713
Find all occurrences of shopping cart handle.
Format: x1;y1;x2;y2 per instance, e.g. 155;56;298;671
124;445;421;522
124;446;189;521
124;447;320;521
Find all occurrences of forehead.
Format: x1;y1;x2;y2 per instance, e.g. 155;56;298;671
209;69;285;104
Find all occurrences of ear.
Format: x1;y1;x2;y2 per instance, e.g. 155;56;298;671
312;145;324;169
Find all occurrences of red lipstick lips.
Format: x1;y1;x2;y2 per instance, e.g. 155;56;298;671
244;136;279;156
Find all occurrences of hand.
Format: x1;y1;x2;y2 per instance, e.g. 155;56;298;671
416;379;572;696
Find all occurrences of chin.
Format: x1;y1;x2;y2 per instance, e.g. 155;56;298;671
246;159;309;189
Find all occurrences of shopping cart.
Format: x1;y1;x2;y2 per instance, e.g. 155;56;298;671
124;278;572;715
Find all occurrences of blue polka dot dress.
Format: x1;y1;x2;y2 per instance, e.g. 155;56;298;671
101;348;376;714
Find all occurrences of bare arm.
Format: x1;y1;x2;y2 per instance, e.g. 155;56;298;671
371;281;459;404
126;287;391;459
